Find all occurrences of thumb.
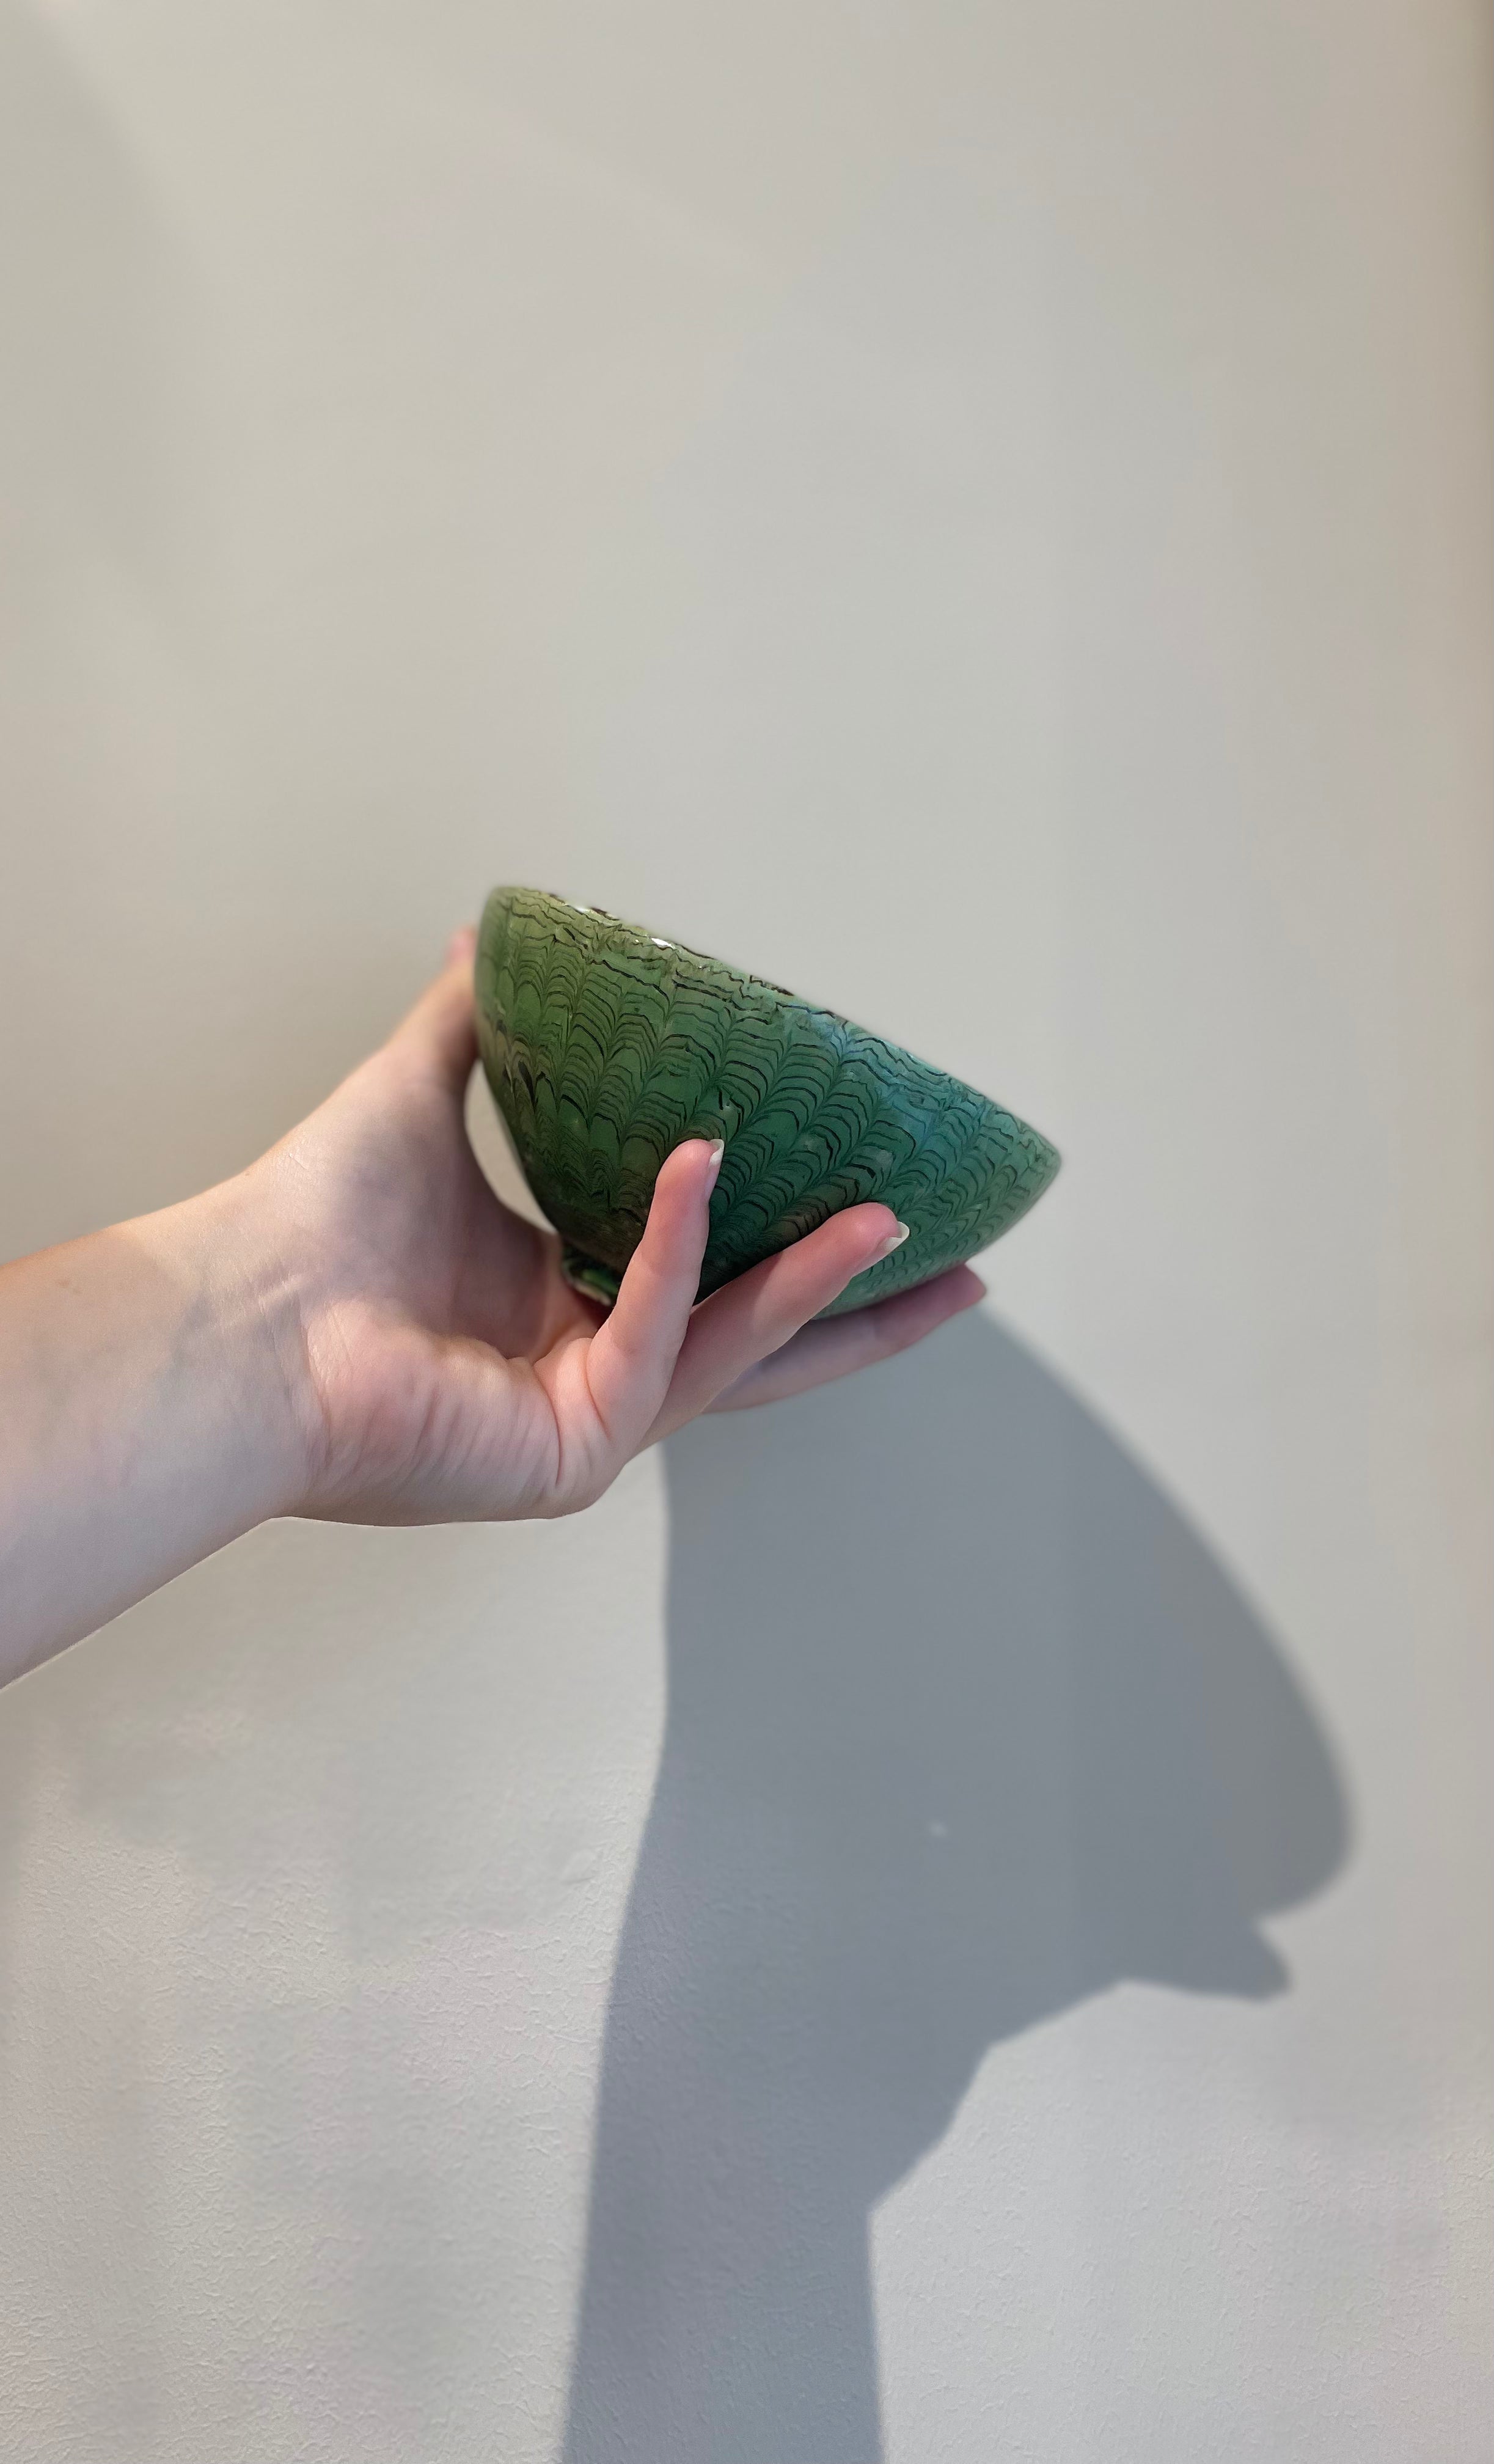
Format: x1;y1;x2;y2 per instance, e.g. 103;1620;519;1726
386;925;479;1094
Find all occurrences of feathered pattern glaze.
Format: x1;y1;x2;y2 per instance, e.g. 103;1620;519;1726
475;887;1060;1316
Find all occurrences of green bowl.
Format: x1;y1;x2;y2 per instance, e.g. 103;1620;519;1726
474;887;1060;1317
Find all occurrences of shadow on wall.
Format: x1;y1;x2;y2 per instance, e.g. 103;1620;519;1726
565;1311;1349;2464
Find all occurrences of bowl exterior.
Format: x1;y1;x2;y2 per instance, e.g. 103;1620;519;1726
475;887;1060;1315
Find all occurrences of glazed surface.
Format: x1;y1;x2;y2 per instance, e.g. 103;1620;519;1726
475;887;1060;1314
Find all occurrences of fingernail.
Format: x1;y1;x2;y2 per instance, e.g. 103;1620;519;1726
874;1220;911;1261
706;1138;725;1182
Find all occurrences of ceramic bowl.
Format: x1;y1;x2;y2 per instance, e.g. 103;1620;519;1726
475;886;1060;1316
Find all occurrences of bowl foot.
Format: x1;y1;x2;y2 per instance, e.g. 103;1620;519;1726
560;1246;623;1310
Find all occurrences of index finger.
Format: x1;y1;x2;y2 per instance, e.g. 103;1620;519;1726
580;1138;722;1456
646;1201;909;1441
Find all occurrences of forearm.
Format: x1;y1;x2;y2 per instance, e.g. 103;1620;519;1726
0;1179;313;1685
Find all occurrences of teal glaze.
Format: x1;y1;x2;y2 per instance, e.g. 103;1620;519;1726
475;887;1060;1315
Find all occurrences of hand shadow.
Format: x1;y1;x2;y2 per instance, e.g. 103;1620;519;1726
564;1311;1349;2464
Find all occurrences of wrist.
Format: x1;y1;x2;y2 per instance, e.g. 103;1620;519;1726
159;1167;328;1522
0;1168;328;1679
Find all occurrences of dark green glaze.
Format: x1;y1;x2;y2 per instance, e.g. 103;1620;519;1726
474;887;1060;1316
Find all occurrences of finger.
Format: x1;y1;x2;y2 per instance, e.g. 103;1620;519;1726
707;1264;984;1411
386;925;480;1095
580;1138;722;1455
648;1201;909;1440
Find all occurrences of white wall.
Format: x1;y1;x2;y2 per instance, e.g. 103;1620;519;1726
1;3;1489;2457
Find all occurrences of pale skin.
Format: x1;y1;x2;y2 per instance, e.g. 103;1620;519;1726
0;930;983;1687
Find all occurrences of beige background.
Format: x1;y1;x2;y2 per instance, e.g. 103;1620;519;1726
1;2;1490;2457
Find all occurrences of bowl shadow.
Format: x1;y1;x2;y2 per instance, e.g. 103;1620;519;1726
563;1311;1349;2463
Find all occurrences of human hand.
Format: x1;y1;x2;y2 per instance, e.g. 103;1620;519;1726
250;928;985;1525
0;928;984;1679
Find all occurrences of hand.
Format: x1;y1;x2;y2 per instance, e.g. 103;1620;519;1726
255;929;985;1525
0;928;984;1679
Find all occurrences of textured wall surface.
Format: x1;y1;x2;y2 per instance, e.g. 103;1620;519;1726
1;4;1489;2458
